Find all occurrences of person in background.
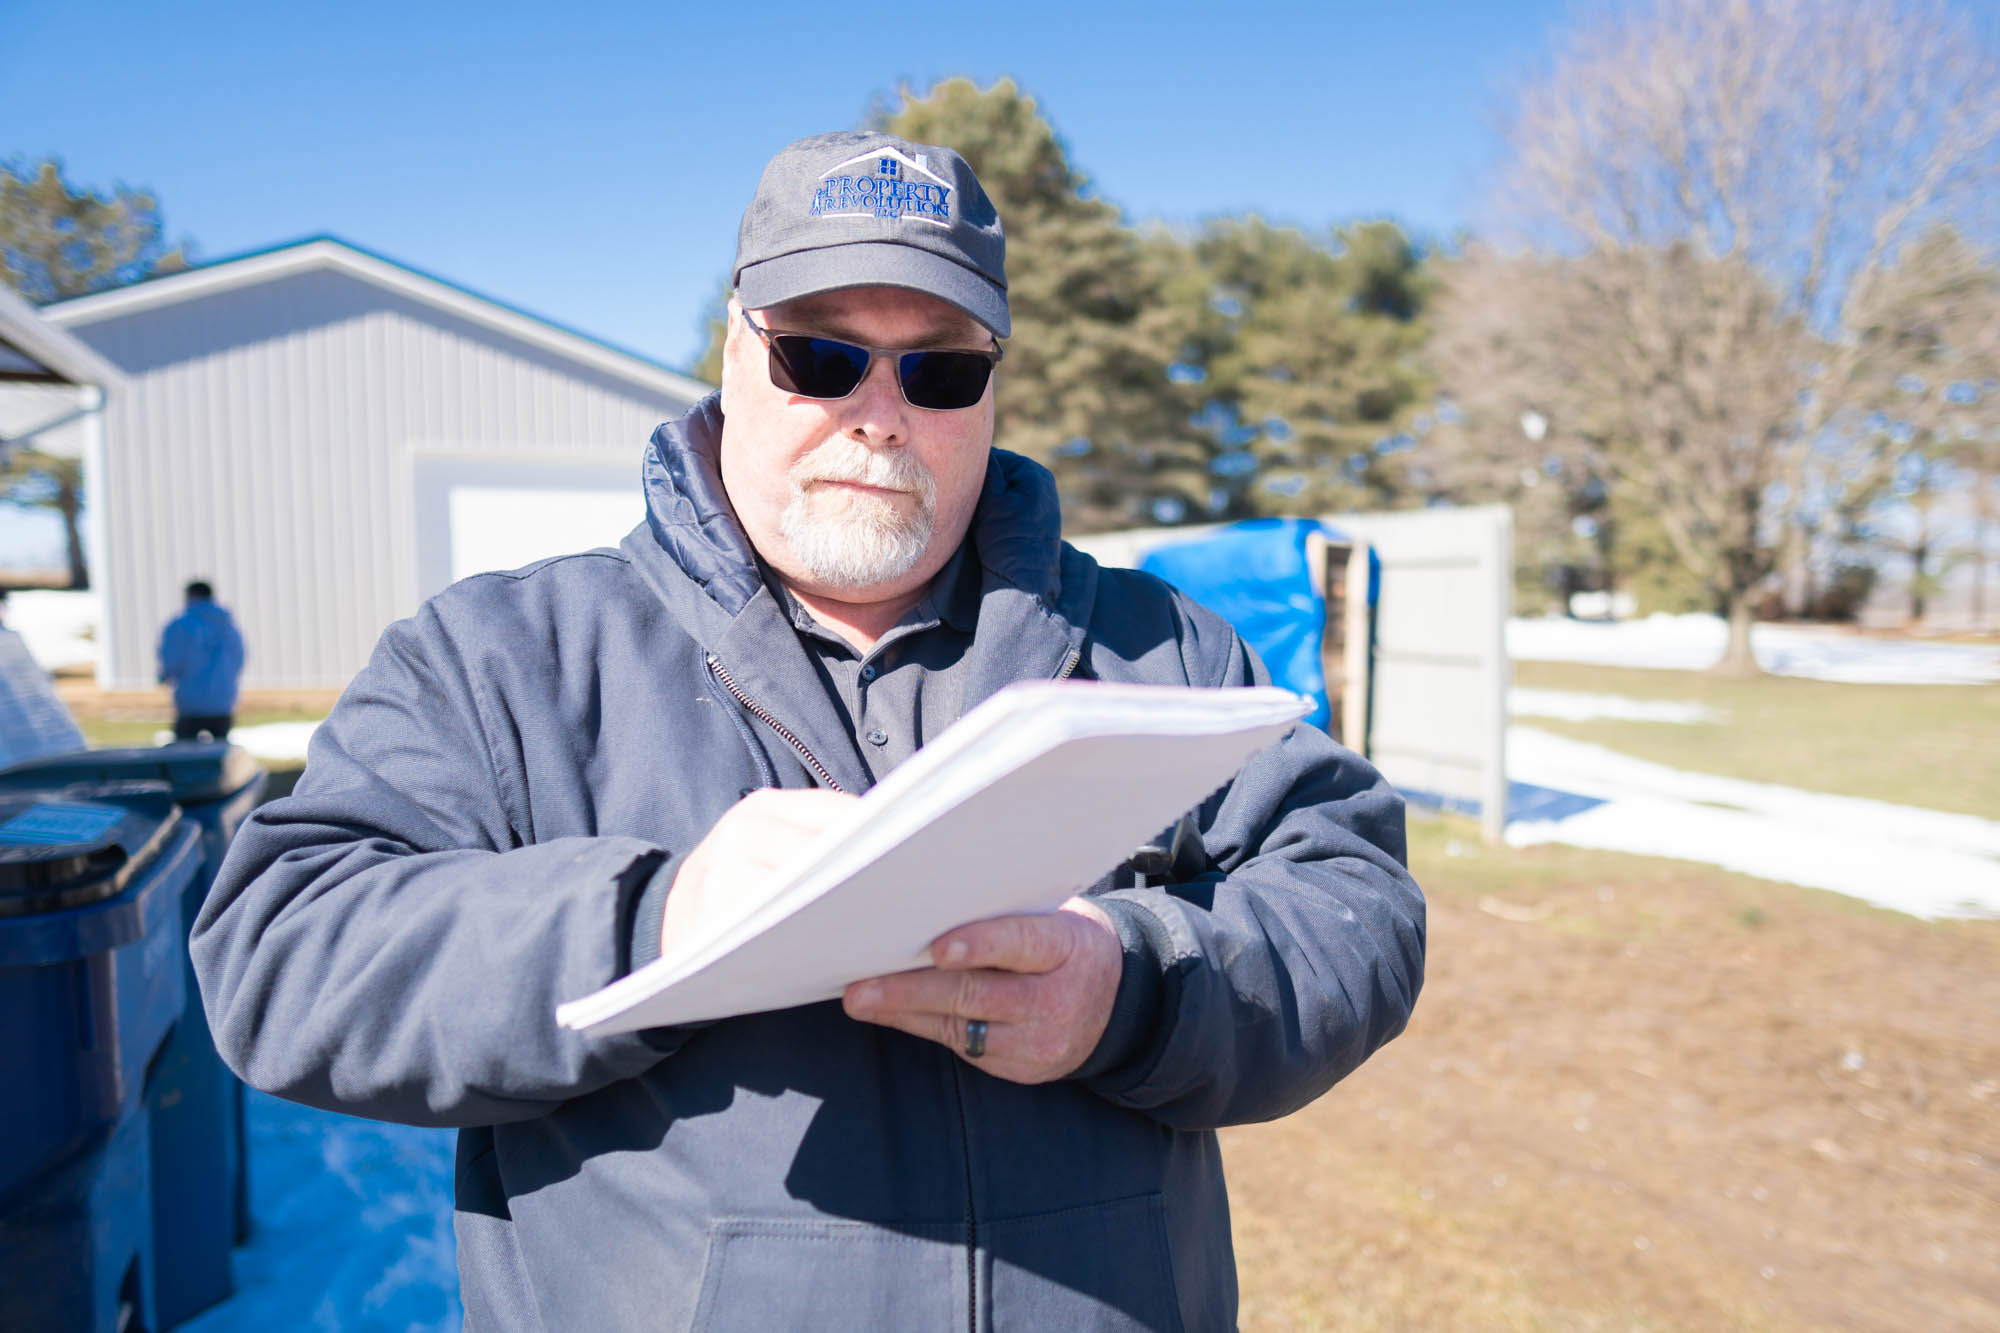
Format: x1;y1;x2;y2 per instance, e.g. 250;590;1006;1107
158;579;245;741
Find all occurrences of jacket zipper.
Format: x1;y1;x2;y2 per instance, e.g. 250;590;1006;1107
715;643;1079;1332
949;647;1078;1327
707;655;846;793
952;1063;979;1332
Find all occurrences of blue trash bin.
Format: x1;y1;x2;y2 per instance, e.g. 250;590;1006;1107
0;744;267;1326
0;786;203;1333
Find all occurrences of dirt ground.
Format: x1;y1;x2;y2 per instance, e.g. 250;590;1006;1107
50;671;343;723
1219;816;2000;1331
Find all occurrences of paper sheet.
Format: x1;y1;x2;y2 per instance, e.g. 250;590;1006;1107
557;680;1309;1035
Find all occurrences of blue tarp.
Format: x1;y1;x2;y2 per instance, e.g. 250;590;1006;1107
1138;518;1373;732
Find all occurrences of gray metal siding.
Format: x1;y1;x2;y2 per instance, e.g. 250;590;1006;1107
75;269;699;690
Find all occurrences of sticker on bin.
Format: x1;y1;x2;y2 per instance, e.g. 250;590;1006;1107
0;801;125;847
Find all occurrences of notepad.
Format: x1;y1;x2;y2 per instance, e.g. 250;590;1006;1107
556;680;1310;1036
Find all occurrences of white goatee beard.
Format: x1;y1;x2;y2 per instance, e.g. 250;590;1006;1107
778;439;940;590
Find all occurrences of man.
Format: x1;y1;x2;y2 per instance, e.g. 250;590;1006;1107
158;579;245;740
193;132;1424;1332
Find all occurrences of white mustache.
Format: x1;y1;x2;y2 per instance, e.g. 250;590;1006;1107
791;443;936;500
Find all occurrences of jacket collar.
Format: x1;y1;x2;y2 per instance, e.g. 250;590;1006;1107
621;393;1095;790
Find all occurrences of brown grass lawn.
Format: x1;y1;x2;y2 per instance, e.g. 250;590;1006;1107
55;673;336;760
1221;814;2000;1331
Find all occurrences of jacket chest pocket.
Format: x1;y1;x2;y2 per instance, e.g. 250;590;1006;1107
686;1218;962;1332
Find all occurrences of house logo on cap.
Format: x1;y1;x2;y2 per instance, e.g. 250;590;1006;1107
809;148;953;227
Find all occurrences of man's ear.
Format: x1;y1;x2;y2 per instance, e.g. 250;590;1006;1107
718;298;743;411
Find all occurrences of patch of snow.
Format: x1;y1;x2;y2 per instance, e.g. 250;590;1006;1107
177;1091;459;1333
3;588;97;672
1506;726;2000;919
1510;688;1722;724
1509;613;2000;685
231;721;320;764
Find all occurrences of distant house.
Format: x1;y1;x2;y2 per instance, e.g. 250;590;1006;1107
42;238;709;690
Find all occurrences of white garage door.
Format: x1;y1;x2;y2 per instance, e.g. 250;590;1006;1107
412;454;645;603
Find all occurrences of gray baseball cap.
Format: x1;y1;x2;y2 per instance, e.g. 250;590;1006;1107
732;131;1009;338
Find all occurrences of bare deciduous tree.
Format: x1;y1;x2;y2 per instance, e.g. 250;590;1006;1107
1850;226;2000;622
1431;0;2000;671
1435;244;1810;646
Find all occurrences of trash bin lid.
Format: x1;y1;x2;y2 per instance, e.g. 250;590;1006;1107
0;741;262;804
0;787;183;917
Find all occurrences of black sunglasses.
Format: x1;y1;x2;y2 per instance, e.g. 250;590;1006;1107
740;309;1003;411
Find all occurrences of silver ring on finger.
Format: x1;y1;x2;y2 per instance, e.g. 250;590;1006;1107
963;1019;988;1059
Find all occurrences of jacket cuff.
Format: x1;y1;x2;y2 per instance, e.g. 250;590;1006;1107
1069;896;1173;1083
621;850;717;1056
622;850;682;974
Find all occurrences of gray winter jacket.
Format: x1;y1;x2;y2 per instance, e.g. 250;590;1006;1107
192;395;1425;1333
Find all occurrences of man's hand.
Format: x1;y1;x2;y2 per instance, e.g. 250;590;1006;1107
842;898;1123;1084
664;789;858;954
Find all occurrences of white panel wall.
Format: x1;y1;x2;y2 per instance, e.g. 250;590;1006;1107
1324;504;1513;840
65;270;701;689
1066;523;1226;573
409;454;642;600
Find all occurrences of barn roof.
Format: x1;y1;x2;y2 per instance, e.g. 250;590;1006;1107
41;235;709;403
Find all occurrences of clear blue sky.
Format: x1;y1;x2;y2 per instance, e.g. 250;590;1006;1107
3;0;1573;374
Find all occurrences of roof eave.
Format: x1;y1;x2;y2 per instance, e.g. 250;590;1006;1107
42;237;709;404
0;282;129;391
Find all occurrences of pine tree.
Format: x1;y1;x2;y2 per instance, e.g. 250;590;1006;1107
1177;218;1432;517
1;157;188;302
878;79;1209;532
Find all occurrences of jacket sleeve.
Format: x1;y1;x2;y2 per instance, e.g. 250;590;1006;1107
221;617;246;681
157;618;183;684
190;603;688;1130
1071;615;1426;1131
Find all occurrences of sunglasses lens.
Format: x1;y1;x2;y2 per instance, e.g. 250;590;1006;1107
897;350;994;411
768;335;870;399
763;327;993;410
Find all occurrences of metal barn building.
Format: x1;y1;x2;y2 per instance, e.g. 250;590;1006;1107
42;238;709;690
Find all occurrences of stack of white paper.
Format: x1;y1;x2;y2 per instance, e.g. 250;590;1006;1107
556;680;1310;1036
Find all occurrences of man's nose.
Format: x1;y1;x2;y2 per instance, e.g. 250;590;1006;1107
843;353;911;448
